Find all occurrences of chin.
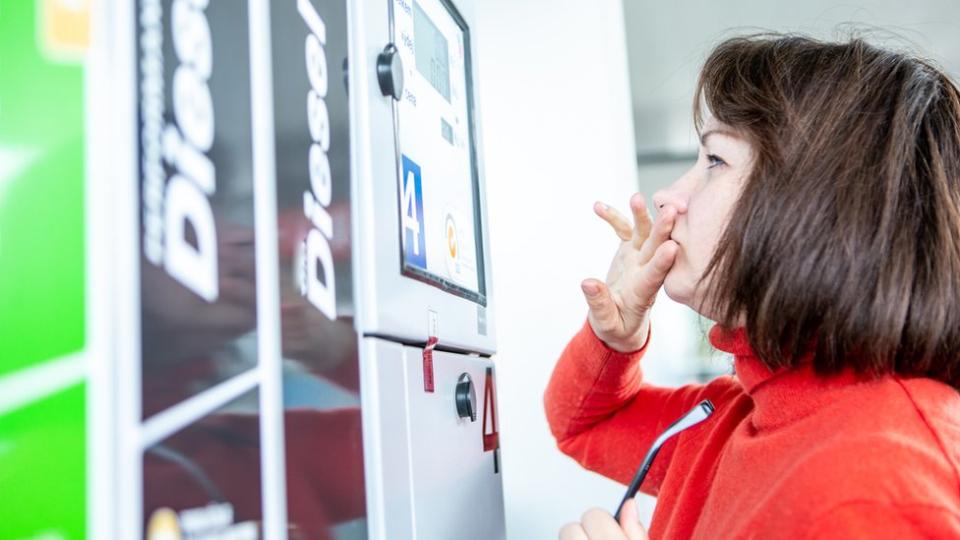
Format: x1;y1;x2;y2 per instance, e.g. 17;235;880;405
662;270;694;307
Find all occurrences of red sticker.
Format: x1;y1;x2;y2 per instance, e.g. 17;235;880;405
423;336;438;393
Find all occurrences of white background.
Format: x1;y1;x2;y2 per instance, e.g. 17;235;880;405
475;1;660;536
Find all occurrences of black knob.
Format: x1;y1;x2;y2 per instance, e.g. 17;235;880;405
455;373;477;422
376;44;404;101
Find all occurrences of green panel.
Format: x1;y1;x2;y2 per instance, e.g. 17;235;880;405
0;2;89;538
0;383;87;539
0;0;86;376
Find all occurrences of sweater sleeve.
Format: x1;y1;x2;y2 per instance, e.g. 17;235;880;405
802;501;960;539
544;319;737;496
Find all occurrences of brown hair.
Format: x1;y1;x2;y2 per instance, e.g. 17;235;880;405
695;34;960;388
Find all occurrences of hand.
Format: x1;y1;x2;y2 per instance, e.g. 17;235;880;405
582;193;678;352
141;222;258;363
559;498;649;540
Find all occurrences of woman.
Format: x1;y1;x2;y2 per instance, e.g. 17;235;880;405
547;34;960;539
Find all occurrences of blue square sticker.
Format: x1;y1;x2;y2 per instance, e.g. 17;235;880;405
400;155;427;269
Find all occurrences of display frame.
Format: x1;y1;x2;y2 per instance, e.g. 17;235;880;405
389;0;488;306
350;0;496;355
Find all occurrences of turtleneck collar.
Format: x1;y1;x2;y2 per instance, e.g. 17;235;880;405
708;324;866;431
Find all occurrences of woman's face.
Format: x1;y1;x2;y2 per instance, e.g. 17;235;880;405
653;118;754;318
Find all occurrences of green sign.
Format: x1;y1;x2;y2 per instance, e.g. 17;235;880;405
0;0;86;376
0;0;88;538
0;384;86;539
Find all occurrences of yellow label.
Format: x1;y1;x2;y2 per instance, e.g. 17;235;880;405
146;507;183;540
41;0;90;61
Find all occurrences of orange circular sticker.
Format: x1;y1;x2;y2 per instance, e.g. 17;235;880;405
447;222;458;259
445;213;459;260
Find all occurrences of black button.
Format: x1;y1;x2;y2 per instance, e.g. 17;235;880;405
455;373;477;422
376;44;404;101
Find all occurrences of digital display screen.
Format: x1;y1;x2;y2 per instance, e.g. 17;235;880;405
393;0;484;303
413;1;450;101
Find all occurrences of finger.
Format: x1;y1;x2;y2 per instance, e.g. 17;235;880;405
559;523;589;540
629;193;654;248
627;241;678;314
581;508;627;540
594;202;633;241
582;279;622;335
618;498;649;540
637;206;676;265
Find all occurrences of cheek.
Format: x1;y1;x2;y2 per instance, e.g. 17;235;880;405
684;193;728;265
664;176;743;308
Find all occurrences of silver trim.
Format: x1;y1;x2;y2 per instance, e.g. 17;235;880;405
115;0;144;536
86;2;115;537
248;0;288;536
139;367;261;449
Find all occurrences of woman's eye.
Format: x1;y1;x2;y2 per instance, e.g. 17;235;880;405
706;154;726;169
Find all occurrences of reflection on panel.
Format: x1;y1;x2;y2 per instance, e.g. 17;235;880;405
271;0;367;538
137;0;258;419
143;388;262;539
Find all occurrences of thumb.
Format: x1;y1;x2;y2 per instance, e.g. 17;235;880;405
618;497;649;540
581;279;621;334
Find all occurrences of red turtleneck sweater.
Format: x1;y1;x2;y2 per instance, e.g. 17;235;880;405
545;321;960;538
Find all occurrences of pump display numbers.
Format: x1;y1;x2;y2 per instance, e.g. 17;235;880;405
413;1;450;102
393;0;484;303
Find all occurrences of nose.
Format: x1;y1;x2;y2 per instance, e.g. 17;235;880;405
652;184;688;215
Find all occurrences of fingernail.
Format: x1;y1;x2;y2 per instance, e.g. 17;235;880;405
582;281;600;296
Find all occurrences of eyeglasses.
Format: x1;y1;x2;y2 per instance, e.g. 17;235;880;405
613;400;716;521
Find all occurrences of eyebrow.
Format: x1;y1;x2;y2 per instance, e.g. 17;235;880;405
699;129;737;145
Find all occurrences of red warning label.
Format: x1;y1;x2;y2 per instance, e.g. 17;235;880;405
482;367;499;452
